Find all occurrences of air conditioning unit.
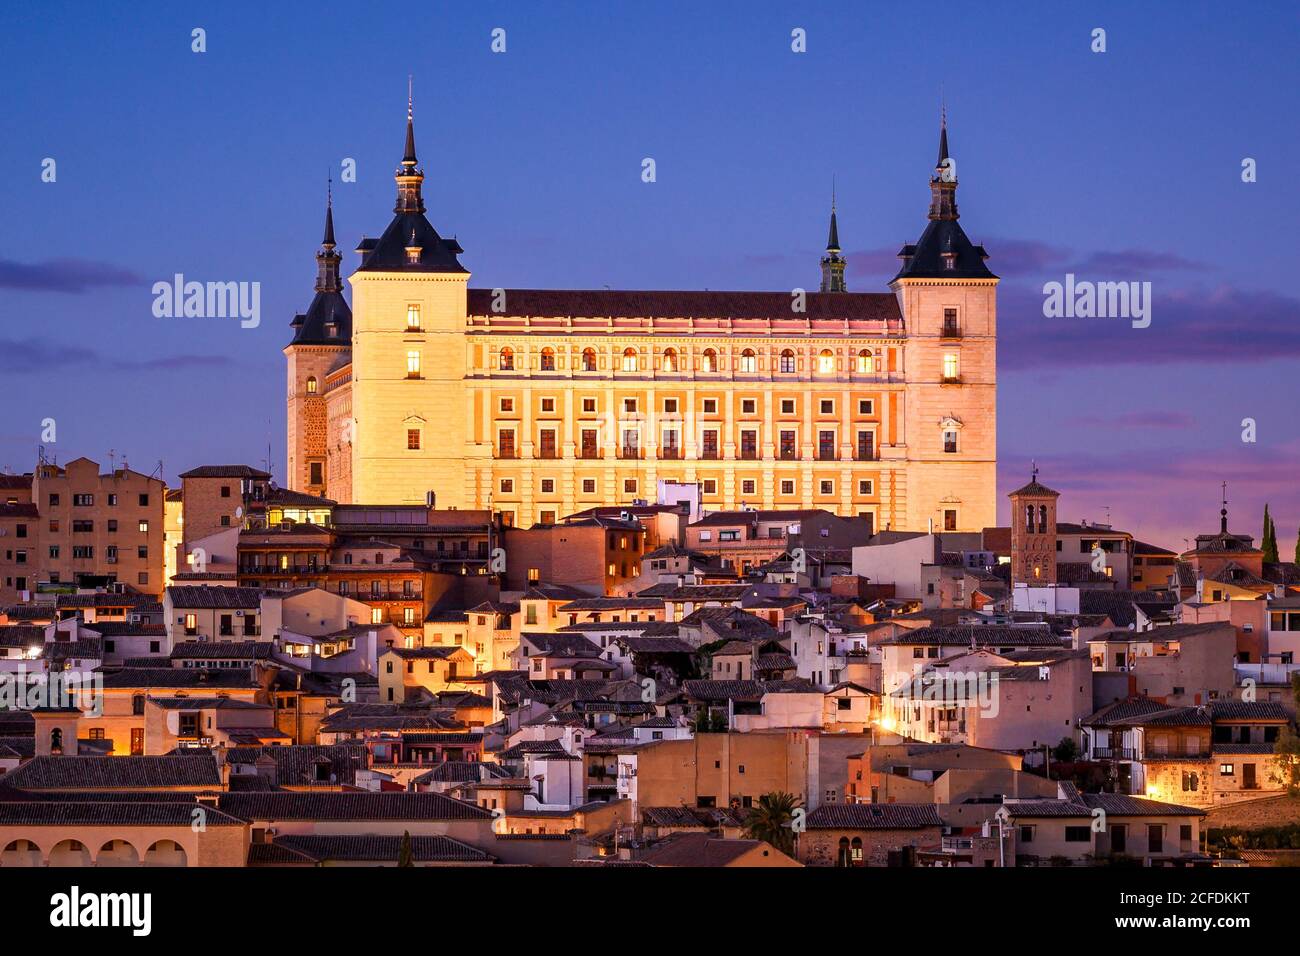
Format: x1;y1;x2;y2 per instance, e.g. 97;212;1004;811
128;613;142;624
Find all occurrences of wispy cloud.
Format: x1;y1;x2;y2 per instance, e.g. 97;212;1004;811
999;283;1300;369
0;258;147;293
0;338;235;373
1065;411;1197;430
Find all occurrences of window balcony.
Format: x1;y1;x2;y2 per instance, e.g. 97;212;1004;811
618;448;644;460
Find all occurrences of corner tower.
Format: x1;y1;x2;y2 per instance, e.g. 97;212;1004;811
285;184;352;494
348;83;472;505
892;110;998;532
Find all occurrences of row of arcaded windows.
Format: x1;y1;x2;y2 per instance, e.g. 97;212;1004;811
496;347;883;374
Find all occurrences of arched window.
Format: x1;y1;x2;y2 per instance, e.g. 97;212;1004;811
850;837;864;866
50;728;63;754
540;347;556;371
663;348;678;372
739;348;757;373
856;349;873;373
818;349;835;373
779;349;795;373
500;347;514;371
702;348;718;372
582;348;597;371
305;376;318;394
622;348;638;372
837;837;851;867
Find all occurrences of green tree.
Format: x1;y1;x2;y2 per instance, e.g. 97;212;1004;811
1262;505;1279;563
1275;676;1300;796
398;830;414;867
1294;523;1300;565
1052;737;1078;763
743;791;802;856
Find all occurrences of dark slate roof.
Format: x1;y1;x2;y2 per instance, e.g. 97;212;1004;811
894;217;994;281
642;806;747;829
1;755;220;790
289;289;352;346
519;632;603;659
412;760;511;785
681;678;816;701
216;791;493;822
636;832;788;867
165;586;266;609
225;744;368;787
260;834;490;864
877;625;1063;647
1007;794;1205;819
465;289;901;322
171;641;274;661
355;211;466;274
1083;697;1172;726
806;803;943;829
98;667;261;689
0;802;244;827
179;465;271;479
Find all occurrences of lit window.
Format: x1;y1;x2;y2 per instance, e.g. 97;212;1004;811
540;347;556;371
371;608;383;624
943;353;959;380
702;349;717;372
582;348;597;371
305;376;318;394
818;349;835;373
856;349;872;373
406;304;421;330
622;348;638;372
406;350;421;377
663;348;678;372
740;349;756;373
500;347;514;370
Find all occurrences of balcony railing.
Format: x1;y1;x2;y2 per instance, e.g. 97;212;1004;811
618;448;644;460
1092;747;1137;760
659;448;682;460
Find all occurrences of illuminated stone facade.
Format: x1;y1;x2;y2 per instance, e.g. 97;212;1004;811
287;107;997;532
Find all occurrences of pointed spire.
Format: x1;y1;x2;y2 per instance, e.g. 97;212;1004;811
323;175;335;248
1220;481;1229;534
394;78;426;215
826;182;840;254
403;75;418;167
937;103;949;168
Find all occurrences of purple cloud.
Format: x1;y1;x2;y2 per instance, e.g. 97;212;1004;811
1065;411;1197;430
0;338;235;373
0;258;147;293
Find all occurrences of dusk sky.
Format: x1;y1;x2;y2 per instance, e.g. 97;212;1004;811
3;1;1298;553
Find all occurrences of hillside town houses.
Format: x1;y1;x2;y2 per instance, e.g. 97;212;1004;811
2;454;1298;869
0;110;1295;872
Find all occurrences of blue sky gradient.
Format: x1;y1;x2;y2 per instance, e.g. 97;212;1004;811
2;1;1297;550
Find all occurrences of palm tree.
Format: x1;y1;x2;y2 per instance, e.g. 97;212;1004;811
744;791;802;856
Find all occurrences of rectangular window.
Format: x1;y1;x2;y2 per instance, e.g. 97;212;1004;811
540;397;555;413
857;431;874;461
944;509;957;531
406;350;421;377
582;397;597;414
779;430;797;460
580;428;599;459
498;429;516;459
819;399;834;415
540;478;555;494
538;429;558;459
309;462;324;485
819;480;834;495
702;398;718;414
621;429;640;459
943;429;958;453
702;480;717;495
780;480;795;495
740;430;757;460
407;304;421;329
407;429;421;450
780;399;796;415
73;494;94;507
500;479;514;494
858;479;874;495
858;399;874;415
942;353;959;381
582;479;596;494
664;398;678;414
741;399;757;415
499;397;514;413
818;430;837;460
701;430;719;460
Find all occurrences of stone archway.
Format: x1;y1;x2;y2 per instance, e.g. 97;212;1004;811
48;839;92;867
1;839;43;867
96;839;141;867
143;839;188;867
